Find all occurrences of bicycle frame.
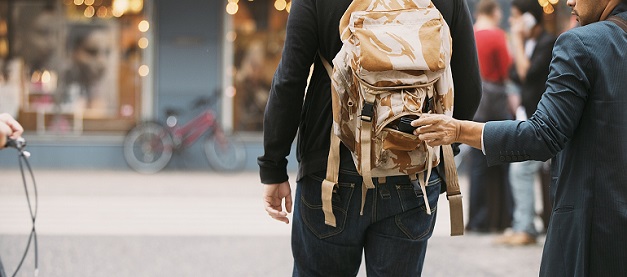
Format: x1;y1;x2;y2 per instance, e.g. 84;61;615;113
168;109;223;149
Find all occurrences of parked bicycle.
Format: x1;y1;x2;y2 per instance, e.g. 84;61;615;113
123;95;246;173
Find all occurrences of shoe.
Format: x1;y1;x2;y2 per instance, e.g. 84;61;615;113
494;233;514;244
495;232;537;246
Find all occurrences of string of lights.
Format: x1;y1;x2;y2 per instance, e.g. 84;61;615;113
226;0;292;15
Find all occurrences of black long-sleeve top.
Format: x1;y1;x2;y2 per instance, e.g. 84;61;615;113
258;0;482;184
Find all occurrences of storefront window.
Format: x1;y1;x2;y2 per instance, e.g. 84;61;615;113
0;0;150;134
227;0;289;132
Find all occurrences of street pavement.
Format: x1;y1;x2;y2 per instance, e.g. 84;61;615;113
0;170;544;276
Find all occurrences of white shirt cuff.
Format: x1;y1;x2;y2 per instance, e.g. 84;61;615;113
481;124;486;155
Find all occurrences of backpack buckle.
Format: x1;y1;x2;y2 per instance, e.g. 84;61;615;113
361;101;374;122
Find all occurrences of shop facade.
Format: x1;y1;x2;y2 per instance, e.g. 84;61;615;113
0;0;572;170
0;0;295;170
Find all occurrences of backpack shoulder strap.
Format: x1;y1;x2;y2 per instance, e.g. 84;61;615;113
319;52;333;78
608;16;627;33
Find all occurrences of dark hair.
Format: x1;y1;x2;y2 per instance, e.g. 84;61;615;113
67;23;109;53
511;0;544;24
4;3;56;76
476;0;500;16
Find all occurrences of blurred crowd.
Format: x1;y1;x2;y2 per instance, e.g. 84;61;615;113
466;0;576;246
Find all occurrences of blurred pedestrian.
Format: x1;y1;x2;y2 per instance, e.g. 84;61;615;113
496;0;556;246
58;23;113;112
258;0;481;275
465;0;514;234
412;0;627;274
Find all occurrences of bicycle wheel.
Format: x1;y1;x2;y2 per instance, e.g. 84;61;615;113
123;122;174;173
204;134;246;172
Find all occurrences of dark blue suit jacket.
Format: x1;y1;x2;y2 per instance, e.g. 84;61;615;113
483;7;627;277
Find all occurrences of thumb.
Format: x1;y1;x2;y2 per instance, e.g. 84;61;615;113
285;192;293;213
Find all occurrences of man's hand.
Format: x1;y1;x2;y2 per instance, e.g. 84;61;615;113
412;114;461;147
0;113;24;149
263;181;293;224
412;114;485;150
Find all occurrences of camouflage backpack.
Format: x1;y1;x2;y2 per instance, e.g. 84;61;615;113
320;0;464;236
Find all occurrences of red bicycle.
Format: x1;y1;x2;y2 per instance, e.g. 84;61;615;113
123;95;246;173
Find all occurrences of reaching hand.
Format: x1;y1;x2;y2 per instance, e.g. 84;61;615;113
263;181;293;224
412;114;461;147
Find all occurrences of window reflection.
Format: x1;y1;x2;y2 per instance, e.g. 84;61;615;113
0;0;147;134
230;0;288;132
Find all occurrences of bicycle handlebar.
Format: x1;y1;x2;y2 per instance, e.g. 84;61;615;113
5;137;26;150
165;94;222;117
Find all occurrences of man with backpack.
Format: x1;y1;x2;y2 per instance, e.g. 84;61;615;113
413;0;627;274
259;0;481;275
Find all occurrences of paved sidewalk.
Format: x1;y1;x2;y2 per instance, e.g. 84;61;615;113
0;170;543;276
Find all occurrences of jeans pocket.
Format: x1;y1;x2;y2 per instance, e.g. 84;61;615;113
394;181;440;240
300;174;356;239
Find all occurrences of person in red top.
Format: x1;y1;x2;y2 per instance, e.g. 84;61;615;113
465;0;515;233
475;14;511;84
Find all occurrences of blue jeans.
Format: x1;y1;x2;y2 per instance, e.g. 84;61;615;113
509;160;543;236
292;169;441;277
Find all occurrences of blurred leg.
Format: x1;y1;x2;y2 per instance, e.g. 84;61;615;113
467;148;490;232
510;160;542;236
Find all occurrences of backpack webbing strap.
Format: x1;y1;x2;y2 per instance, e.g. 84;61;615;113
359;93;377;215
322;129;341;227
359;120;375;214
608;16;627;32
442;144;464;236
320;53;340;227
320;52;375;221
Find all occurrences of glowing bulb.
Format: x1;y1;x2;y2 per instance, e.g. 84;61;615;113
274;0;286;11
543;4;554;14
138;20;150;32
31;71;41;83
112;9;124;17
226;3;238;15
225;86;236;98
74;0;84;5
85;0;95;5
138;65;149;77
112;0;129;16
138;37;149;49
130;0;144;13
84;6;95;18
96;6;109;18
226;31;237;42
42;71;52;83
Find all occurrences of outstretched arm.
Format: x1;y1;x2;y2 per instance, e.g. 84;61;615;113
412;114;484;150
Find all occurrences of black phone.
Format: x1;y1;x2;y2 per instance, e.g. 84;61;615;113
398;117;417;134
